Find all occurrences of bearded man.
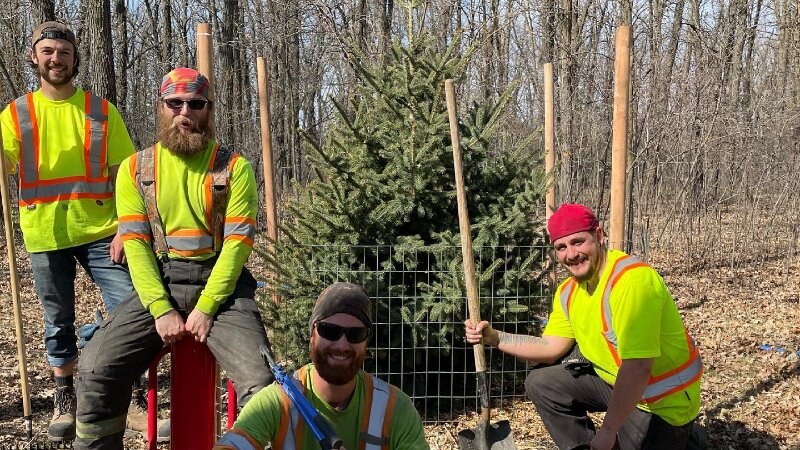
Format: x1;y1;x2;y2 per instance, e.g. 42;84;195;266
214;282;430;450
73;67;274;450
0;21;137;441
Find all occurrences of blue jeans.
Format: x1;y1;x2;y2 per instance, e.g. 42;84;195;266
29;235;134;367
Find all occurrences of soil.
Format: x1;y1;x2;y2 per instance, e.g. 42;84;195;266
0;224;798;449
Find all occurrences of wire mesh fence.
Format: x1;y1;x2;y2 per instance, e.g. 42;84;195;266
261;243;554;424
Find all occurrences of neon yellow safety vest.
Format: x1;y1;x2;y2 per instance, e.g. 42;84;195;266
559;254;703;403
9;91;111;207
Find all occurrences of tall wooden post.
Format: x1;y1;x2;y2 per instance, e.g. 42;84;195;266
257;57;280;303
0;85;33;440
543;63;557;288
196;23;216;137
610;25;631;251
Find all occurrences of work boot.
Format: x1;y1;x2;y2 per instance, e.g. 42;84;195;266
48;385;76;441
126;388;171;442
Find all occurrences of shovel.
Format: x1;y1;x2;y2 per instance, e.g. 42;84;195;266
445;80;516;450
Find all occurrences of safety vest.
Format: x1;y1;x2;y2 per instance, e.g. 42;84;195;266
134;142;237;261
559;255;703;404
275;366;397;450
9;91;111;208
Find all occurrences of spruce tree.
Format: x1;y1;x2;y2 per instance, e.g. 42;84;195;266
257;31;549;381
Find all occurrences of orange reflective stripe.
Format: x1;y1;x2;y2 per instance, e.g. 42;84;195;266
203;142;220;229
13;92;110;205
225;217;256;246
13;94;40;187
358;374;375;450
559;279;577;321
273;388;292;449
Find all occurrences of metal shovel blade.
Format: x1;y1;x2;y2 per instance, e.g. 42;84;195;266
457;419;516;450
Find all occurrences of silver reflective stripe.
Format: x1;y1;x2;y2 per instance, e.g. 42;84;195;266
559;280;575;322
224;222;256;240
14;95;38;184
364;375;391;450
216;432;258;450
85;93;108;179
281;372;303;450
601;256;644;349
643;355;703;401
166;234;214;251
118;220;152;235
19;180;111;199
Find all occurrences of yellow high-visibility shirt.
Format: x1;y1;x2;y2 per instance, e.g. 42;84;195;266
116;140;258;318
544;250;702;426
0;89;135;252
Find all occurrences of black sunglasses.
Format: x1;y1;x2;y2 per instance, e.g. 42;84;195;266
315;321;370;343
162;98;211;111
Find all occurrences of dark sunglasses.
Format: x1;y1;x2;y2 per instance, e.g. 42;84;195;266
315;321;370;343
162;98;211;110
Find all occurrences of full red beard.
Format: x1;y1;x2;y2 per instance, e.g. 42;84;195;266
156;110;211;156
310;340;366;386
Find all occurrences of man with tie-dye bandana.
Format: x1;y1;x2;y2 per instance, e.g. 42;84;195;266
73;67;274;449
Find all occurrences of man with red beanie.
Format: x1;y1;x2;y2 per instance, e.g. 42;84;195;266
466;203;703;450
73;67;274;449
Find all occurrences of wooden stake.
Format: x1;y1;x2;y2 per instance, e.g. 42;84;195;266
196;23;216;137
257;57;280;304
0;87;33;439
610;25;631;251
544;63;557;290
544;63;556;219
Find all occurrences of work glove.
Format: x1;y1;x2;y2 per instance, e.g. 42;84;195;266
77;309;104;349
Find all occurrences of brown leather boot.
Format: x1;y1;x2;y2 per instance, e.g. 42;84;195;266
48;386;76;441
126;388;170;442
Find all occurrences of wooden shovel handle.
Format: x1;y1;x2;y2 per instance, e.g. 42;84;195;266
445;79;488;373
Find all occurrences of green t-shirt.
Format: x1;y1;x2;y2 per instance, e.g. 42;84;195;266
544;250;701;426
0;89;135;252
116;140;258;318
231;365;429;449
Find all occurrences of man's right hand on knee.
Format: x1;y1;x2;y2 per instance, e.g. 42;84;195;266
156;310;186;344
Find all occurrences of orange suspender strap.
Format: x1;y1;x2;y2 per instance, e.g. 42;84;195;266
136;146;169;260
357;374;376;450
273;388;292;450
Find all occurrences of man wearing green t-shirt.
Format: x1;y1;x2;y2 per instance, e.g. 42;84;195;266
0;21;137;442
214;282;429;450
466;204;703;450
73;67;274;449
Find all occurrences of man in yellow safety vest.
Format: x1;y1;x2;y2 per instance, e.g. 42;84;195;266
466;203;703;450
0;20;140;442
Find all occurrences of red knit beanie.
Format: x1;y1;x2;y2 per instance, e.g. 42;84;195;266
547;203;599;243
159;68;210;98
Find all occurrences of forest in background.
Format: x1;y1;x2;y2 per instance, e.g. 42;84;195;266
0;0;798;262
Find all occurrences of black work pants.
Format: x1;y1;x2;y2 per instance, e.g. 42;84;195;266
524;348;694;450
73;260;274;450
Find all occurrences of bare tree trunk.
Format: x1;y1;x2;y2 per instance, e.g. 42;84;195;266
160;0;173;72
84;0;117;102
113;0;128;112
558;0;576;200
31;0;55;24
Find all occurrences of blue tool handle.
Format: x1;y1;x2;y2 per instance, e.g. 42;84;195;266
259;344;344;449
